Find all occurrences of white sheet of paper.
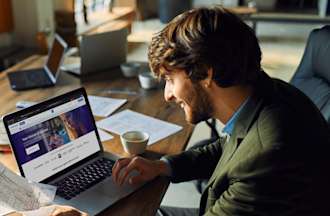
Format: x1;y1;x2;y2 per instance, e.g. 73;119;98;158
0;163;57;214
96;109;182;145
98;128;113;142
88;95;127;117
0;117;9;144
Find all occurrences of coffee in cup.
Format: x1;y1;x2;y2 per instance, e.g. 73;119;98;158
120;131;149;155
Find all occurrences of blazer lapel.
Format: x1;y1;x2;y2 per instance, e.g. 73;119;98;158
204;88;266;190
200;72;276;215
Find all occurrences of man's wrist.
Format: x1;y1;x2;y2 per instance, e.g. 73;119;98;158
156;159;172;177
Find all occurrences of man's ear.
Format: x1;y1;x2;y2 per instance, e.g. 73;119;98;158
202;68;213;88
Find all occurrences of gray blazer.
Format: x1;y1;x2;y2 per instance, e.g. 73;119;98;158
165;72;330;215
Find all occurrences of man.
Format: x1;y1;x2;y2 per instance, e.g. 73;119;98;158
112;6;330;216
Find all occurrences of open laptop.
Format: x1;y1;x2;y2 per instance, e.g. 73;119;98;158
3;88;141;215
7;34;68;91
61;28;128;76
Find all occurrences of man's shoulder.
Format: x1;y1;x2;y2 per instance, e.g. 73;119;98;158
254;82;329;150
258;77;324;126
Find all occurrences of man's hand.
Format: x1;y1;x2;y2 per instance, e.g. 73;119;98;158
6;205;88;216
112;156;171;186
50;205;88;216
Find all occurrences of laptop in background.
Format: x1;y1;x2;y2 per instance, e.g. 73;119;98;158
7;34;68;91
61;28;128;76
3;88;141;215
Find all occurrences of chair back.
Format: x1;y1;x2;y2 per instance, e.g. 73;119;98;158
290;25;330;124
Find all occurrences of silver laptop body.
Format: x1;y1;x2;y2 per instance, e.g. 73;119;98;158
63;28;128;76
3;88;140;215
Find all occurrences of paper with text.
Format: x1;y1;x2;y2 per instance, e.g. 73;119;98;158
0;163;56;215
88;95;127;117
96;109;182;145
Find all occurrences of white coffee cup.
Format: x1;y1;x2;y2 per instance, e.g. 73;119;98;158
120;131;149;155
120;62;140;77
138;72;158;89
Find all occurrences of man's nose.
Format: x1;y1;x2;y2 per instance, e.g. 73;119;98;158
164;83;174;102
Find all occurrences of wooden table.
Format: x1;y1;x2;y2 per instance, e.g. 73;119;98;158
0;55;194;216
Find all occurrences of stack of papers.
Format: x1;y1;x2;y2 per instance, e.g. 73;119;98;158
0;163;57;215
96;109;182;145
88;95;127;117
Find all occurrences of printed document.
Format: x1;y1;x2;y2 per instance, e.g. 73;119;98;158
0;163;56;215
88;95;127;117
96;109;182;145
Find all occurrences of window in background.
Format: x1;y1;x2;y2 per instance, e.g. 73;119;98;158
75;0;114;24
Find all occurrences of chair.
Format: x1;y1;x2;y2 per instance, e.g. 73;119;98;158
290;25;330;125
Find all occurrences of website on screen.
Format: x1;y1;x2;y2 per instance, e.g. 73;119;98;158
8;96;100;182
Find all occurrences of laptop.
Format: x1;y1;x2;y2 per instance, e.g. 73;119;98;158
3;88;141;215
7;34;68;91
61;27;128;76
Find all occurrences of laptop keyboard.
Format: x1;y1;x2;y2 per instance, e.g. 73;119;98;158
54;157;115;200
25;70;53;85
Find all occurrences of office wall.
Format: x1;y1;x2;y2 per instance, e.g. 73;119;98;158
10;0;54;48
36;0;54;33
0;33;12;47
11;0;38;47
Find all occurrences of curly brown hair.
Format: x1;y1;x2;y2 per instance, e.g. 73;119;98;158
148;6;262;87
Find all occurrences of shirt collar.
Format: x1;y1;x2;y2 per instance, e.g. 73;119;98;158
222;97;250;136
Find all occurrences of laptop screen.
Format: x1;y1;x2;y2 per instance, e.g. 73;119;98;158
6;90;101;182
45;35;67;80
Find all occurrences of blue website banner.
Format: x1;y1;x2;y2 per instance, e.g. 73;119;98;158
11;105;95;164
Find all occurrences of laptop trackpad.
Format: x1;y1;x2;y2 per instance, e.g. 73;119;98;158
93;176;141;202
54;189;111;215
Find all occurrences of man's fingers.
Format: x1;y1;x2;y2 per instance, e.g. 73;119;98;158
118;160;140;186
128;174;145;185
112;158;130;183
50;205;87;216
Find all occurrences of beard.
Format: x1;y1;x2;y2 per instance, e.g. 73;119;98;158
185;83;213;124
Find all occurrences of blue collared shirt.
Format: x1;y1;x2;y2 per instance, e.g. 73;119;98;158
222;97;250;136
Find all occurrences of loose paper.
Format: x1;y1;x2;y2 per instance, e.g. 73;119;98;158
0;117;9;145
0;163;57;215
97;128;113;142
88;95;127;117
96;109;182;145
